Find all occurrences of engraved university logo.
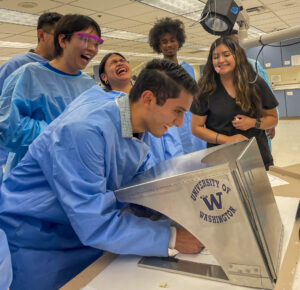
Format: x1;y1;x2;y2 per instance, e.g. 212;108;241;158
190;178;237;224
202;192;223;210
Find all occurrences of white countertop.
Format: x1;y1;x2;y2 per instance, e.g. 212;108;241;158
82;196;300;290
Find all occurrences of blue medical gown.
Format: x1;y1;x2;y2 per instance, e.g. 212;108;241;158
248;58;278;151
248;58;272;89
0;88;170;290
0;52;46;95
0;229;12;290
0;62;96;178
180;62;206;153
0;52;46;177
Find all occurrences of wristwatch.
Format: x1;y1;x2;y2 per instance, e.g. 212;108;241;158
255;118;261;129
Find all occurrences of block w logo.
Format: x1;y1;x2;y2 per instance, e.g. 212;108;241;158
202;192;223;210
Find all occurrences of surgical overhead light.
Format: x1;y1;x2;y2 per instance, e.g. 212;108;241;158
200;0;242;36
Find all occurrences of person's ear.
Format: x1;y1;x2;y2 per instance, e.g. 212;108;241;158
58;34;67;49
37;29;45;42
100;73;108;83
140;90;155;109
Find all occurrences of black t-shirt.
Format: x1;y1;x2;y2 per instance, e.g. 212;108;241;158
191;76;278;169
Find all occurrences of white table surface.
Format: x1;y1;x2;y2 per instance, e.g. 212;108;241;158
82;197;300;290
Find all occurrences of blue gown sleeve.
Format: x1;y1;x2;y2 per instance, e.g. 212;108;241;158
0;229;12;290
255;61;280;118
44;121;171;257
0;61;19;94
0;70;48;152
162;126;184;159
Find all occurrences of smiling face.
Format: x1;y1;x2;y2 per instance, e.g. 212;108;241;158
100;54;132;89
145;88;193;138
212;43;236;76
159;32;179;59
61;26;99;74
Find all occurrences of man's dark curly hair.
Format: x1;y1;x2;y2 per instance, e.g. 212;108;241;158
148;17;186;54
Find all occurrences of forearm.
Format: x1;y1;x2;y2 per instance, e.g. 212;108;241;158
245;115;277;130
259;115;278;130
192;125;218;144
192;125;232;145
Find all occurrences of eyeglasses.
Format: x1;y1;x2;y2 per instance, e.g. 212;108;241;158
72;32;104;49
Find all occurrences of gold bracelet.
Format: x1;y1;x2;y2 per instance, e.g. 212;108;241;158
216;133;219;144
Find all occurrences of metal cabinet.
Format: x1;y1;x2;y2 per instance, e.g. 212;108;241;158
262;42;282;68
273;90;287;117
246;46;264;65
281;38;300;66
285;89;300;117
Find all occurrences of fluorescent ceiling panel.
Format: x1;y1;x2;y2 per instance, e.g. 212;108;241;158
0;41;35;48
137;0;205;20
93;49;206;61
248;26;265;38
0;9;38;26
102;29;146;41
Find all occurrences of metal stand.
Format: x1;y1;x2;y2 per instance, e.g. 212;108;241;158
115;139;283;289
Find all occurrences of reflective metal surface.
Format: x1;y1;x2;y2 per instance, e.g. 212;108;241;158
115;139;283;289
138;256;229;282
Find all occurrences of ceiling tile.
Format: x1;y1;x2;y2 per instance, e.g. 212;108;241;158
90;13;120;26
102;18;143;30
129;10;177;23
47;4;95;15
0;0;299;68
73;0;132;13
125;23;152;35
104;2;156;18
0;0;62;14
0;23;34;34
0;33;13;39
2;35;36;43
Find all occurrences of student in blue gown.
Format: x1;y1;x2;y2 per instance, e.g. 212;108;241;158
0;14;102;179
0;12;62;179
0;59;203;290
0;12;62;94
149;17;206;154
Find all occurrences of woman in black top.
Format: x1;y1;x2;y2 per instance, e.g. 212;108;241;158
191;36;278;170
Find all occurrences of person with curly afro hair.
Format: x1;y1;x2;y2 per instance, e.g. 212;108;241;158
149;17;186;63
148;17;207;154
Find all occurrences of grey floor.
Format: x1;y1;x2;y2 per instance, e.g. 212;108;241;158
272;119;300;167
271;119;300;290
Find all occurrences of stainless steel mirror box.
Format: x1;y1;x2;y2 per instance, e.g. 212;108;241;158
115;138;283;289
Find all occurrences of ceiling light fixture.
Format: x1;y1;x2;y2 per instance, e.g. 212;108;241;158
102;28;147;42
92;49;207;62
0;8;38;26
136;0;205;21
200;0;241;35
135;0;264;39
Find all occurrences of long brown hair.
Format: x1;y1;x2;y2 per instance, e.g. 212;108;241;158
197;36;263;117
